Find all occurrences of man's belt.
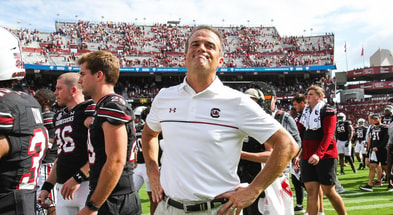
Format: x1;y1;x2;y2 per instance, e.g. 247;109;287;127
165;197;228;212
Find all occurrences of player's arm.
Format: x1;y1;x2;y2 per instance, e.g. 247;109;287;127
0;134;10;159
240;144;272;163
61;161;89;200
38;159;58;206
86;121;128;209
348;124;354;141
141;123;162;202
84;116;93;128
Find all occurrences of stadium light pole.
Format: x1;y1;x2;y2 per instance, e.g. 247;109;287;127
144;17;146;26
193;19;195;26
310;27;313;36
222;19;224;27
247;20;250;27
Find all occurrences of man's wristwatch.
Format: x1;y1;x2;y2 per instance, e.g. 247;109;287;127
86;200;100;211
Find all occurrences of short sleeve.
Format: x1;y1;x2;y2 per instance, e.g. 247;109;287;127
96;98;132;125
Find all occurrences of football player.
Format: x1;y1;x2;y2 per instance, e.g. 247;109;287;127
0;27;49;214
38;72;95;214
354;118;368;170
78;51;141;215
35;88;57;214
336;112;356;174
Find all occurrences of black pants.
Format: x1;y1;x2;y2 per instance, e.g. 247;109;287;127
291;174;304;206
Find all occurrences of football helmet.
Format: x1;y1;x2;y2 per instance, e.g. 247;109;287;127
384;105;393;114
337;112;346;122
357;118;365;126
134;106;147;116
0;27;25;81
249;81;274;114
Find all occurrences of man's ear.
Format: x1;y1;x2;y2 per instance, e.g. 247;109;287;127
218;57;224;66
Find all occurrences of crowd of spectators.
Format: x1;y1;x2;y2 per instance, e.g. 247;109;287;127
11;20;334;68
9;20;385;121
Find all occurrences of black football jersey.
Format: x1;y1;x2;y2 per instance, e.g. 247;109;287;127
382;115;393;125
0;88;48;193
88;94;136;195
54;100;95;184
42;110;57;164
369;124;389;149
336;121;352;141
354;126;367;142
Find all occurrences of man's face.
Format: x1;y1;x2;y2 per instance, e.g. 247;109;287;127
78;62;97;97
292;101;304;113
185;29;224;74
54;78;72;107
306;90;320;107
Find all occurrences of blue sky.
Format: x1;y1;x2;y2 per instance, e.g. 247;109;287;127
1;0;392;73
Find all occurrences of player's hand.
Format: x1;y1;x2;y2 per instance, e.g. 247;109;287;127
77;206;98;215
216;186;257;215
61;177;81;200
292;157;300;170
37;190;50;209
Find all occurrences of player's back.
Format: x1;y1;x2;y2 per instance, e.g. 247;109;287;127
0;88;48;193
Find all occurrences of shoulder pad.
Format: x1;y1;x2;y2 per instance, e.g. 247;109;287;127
324;105;336;115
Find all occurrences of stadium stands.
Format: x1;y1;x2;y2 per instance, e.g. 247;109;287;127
10;20;388;119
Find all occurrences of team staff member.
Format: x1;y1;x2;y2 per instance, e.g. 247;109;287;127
299;85;346;215
77;51;141;215
0;27;48;214
38;73;95;214
142;25;298;215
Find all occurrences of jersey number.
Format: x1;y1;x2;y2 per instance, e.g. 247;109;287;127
87;129;96;164
55;125;75;154
17;128;47;190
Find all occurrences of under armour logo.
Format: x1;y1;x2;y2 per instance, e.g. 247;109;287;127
169;108;176;113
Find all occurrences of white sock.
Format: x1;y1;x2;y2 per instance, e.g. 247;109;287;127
318;212;325;215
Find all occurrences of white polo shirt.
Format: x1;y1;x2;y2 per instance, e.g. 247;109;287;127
146;77;281;201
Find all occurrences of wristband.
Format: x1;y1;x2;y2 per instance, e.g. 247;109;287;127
86;200;100;211
41;182;54;192
73;169;88;184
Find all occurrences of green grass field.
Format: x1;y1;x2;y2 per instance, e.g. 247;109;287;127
138;165;393;215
